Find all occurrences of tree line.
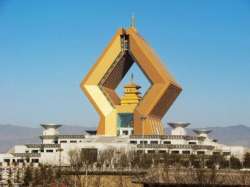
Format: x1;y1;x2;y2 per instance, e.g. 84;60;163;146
2;149;250;186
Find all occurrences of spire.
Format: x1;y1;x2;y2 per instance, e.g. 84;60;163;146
130;14;136;29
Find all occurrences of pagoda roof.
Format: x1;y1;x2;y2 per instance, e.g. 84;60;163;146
124;82;141;88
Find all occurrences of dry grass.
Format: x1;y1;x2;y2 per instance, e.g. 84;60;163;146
73;175;142;187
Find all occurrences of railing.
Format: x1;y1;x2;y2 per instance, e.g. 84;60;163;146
26;144;60;148
62;168;146;176
136;144;214;150
11;153;41;157
130;134;204;141
39;134;85;139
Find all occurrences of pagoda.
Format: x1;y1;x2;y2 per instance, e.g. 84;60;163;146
120;75;142;105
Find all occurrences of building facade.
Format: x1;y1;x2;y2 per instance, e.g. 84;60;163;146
0;122;248;168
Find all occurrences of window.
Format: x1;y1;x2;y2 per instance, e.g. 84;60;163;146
197;151;205;155
31;159;39;163
137;150;143;154
31;150;39;153
188;142;197;145
140;141;148;144
17;159;24;163
60;140;67;143
163;141;171;144
171;150;179;154
118;113;133;128
223;152;230;156
150;141;158;144
122;130;128;135
81;148;98;163
159;150;166;154
4;159;10;166
148;150;155;154
213;152;220;156
182;151;191;155
130;140;137;144
46;149;53;153
70;140;77;143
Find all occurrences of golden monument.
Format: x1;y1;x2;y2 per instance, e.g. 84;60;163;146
81;19;182;136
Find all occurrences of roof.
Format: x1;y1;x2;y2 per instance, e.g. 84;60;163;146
193;129;212;135
85;130;97;135
168;122;190;128
124;82;141;88
40;124;62;129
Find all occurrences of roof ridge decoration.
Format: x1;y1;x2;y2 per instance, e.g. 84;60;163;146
81;27;182;136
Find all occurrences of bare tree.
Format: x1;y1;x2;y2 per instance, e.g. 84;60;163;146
22;166;33;187
230;156;242;169
98;148;115;170
68;149;84;186
243;152;250;168
7;168;13;187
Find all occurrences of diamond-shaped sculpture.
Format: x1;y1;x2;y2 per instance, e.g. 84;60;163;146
81;27;182;136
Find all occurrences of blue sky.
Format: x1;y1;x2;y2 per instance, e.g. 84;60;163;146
0;0;249;128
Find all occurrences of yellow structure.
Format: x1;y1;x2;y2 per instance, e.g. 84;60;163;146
81;23;182;136
120;76;142;105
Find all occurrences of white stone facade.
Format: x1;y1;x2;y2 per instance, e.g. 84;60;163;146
0;123;249;168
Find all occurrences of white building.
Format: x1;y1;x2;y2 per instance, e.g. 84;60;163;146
0;123;249;168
